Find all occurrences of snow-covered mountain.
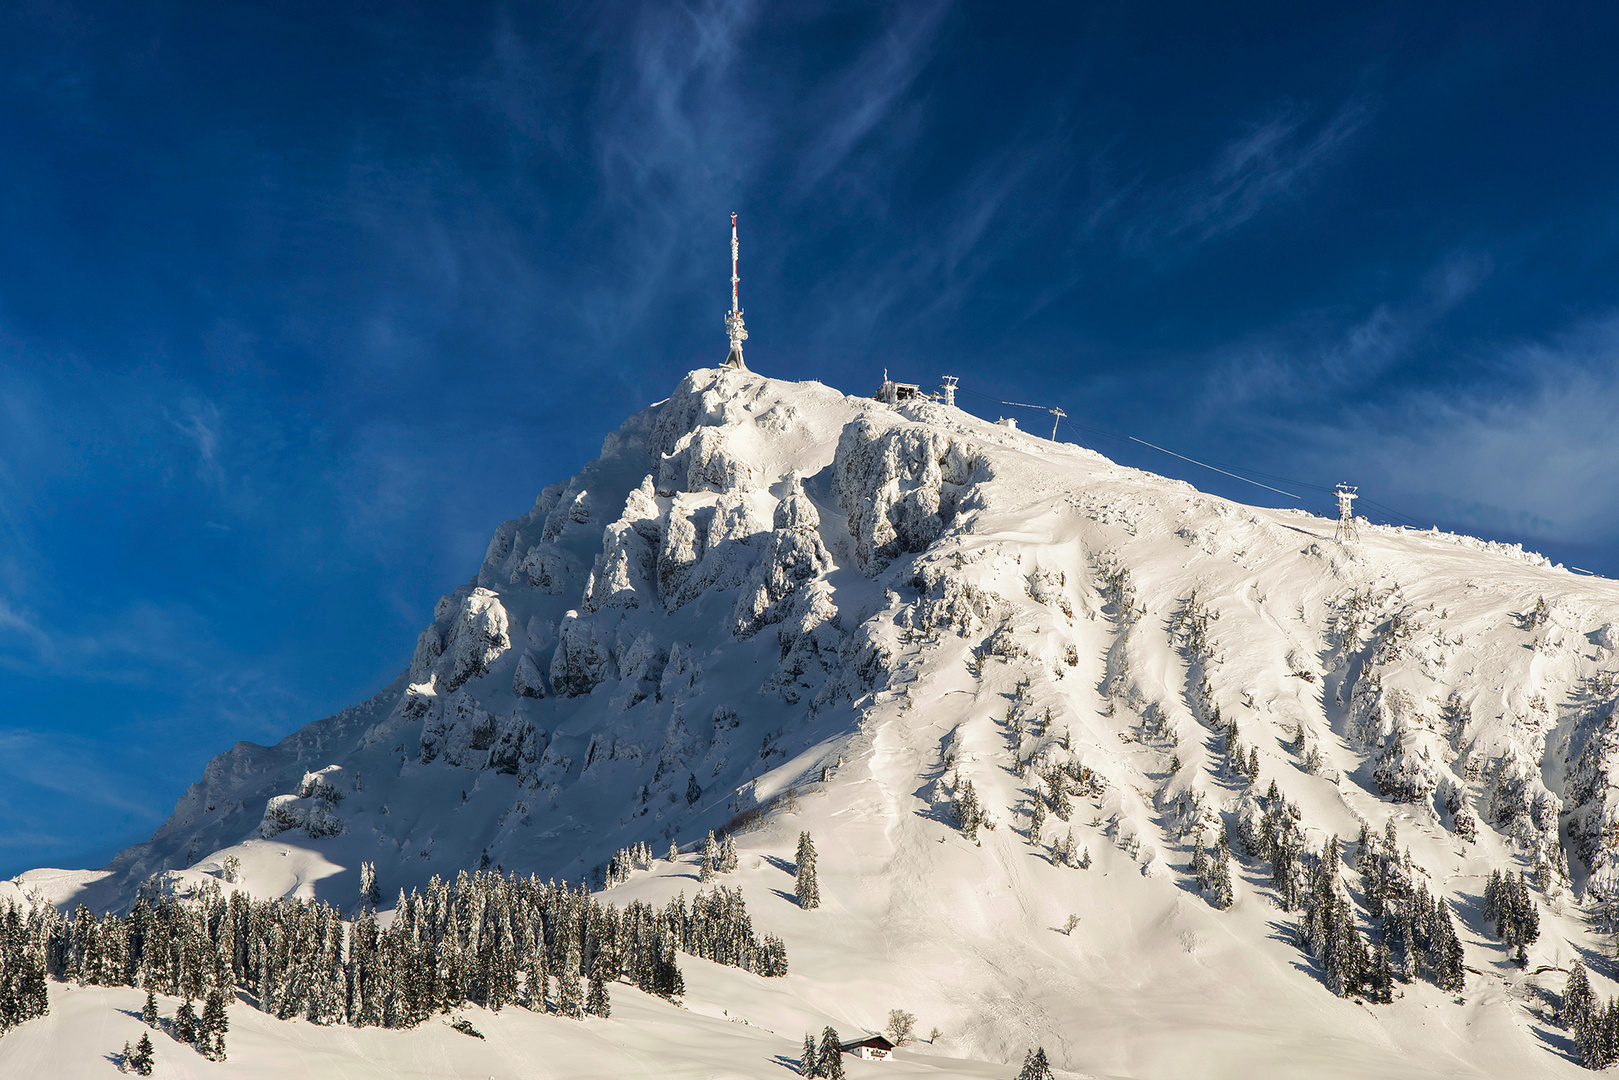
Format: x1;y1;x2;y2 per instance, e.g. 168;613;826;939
11;365;1619;1078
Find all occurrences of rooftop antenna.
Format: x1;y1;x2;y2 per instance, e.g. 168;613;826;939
722;213;747;370
1334;483;1359;544
1048;406;1066;441
940;376;958;407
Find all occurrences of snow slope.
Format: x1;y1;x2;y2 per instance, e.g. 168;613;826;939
10;365;1619;1078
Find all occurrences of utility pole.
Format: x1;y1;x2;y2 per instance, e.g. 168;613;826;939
1334;483;1359;544
723;213;748;370
1048;406;1066;441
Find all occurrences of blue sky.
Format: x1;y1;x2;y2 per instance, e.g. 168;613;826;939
4;1;1619;876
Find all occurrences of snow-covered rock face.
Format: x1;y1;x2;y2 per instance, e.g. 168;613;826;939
50;365;1619;1080
409;587;511;692
834;416;989;573
259;766;350;839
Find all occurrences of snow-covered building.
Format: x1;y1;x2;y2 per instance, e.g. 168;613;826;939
875;371;921;405
840;1034;896;1060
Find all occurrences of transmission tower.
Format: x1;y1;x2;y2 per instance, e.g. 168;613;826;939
722;212;748;370
1334;483;1359;543
940;375;958;407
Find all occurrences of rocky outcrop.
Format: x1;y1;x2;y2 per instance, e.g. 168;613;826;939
260;766;349;838
733;478;834;639
550;611;615;698
834;417;989;573
408;586;512;692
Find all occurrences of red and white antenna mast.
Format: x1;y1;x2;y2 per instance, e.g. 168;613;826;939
723;212;748;370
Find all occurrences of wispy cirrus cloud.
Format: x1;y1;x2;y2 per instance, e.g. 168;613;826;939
1203;250;1493;407
166;398;225;485
1296;313;1619;545
0;730;164;821
1121;93;1376;255
793;0;950;195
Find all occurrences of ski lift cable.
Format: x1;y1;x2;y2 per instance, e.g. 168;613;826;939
1125;437;1301;500
953;385;1437;526
962;385;1304;501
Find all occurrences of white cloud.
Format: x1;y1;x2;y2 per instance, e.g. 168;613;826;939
167;398;225;485
1123;93;1375;254
1204;250;1492;407
794;1;949;193
0;730;163;821
1309;314;1619;544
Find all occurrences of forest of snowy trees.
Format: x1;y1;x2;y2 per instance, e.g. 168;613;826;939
0;903;50;1037
0;865;787;1058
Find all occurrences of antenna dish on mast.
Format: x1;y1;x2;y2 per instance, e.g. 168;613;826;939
722;212;748;370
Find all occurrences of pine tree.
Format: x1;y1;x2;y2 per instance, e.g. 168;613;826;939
686;773;702;806
1366;937;1393;1004
1433;902;1465;993
1017;1046;1055;1080
131;1032;155;1076
667;839;679;862
1043;768;1071;822
359;861;381;911
1029;794;1046;842
1208;835;1234;909
585;974;611;1018
702;831;719;882
954;778;983;839
141;988;158;1028
720;833;739;872
119;1041;132;1073
818;1026;845;1079
558;942;584;1019
200;986;230;1061
795;832;820;910
174;998;197;1043
801;1032;820;1077
1565;960;1594;1030
651;935;684;1000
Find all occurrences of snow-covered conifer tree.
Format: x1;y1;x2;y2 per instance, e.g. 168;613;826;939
359;861;381;912
174;998;197;1044
1209;835;1234;909
801;1032;820;1077
954;778;983;839
585;973;610;1018
702;831;719;882
1566;960;1594;1030
1043;767;1071;822
818;1026;845;1079
1017;1046;1055;1080
796;832;820;909
557;943;584;1019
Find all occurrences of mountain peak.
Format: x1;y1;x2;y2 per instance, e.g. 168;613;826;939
17;365;1619;1077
